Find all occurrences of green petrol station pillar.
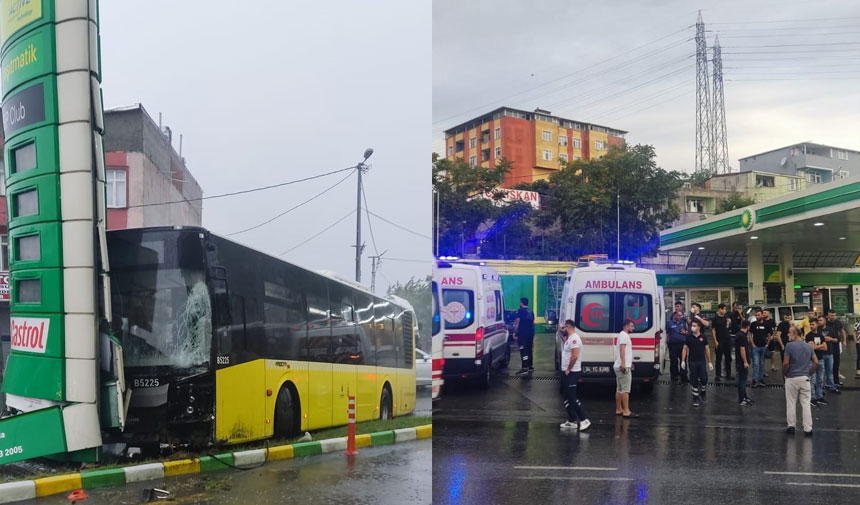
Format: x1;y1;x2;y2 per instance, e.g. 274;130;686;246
780;244;794;304
747;242;765;305
0;0;110;463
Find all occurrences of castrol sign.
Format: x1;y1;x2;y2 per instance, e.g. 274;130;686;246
10;317;49;354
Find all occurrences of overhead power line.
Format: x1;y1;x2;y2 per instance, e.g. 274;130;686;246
366;210;431;240
361;182;380;256
708;16;860;25
227;169;355;236
279;209;356;255
130;166;356;208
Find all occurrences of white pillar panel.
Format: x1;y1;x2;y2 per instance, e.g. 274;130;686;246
54;0;91;22
58;122;93;174
747;243;765;305
61;221;94;267
55;20;90;73
63;267;95;314
90;76;104;132
65;314;96;359
62;403;102;452
65;358;96;403
780;244;795;304
57;71;91;124
60;172;94;221
93;132;105;182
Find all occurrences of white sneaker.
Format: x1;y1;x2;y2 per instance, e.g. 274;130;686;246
579;419;592;432
560;421;577;430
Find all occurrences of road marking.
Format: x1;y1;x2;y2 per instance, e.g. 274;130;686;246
518;476;633;482
514;466;617;471
765;471;860;478
787;482;860;488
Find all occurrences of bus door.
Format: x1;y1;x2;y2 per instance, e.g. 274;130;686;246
330;288;359;426
305;289;333;430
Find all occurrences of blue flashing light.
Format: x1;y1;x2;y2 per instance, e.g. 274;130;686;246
465;311;472;320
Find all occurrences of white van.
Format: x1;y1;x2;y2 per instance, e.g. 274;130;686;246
555;262;663;393
431;266;444;400
438;261;509;388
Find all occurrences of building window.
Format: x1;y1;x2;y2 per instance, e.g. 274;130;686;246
495;146;502;158
573;138;582;149
542;149;553;161
755;175;775;188
838;170;849;179
559;153;568;163
542;130;552;142
574;155;582;161
559;135;568;146
805;172;821;184
595;140;606;150
790;179;798;191
469;155;477;167
469;137;477;148
107;169;127;208
687;199;704;213
837;150;848;160
495;127;501;139
481;149;490;162
447;145;453;156
0;234;7;271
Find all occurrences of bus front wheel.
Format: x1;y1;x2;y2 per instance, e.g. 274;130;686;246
380;387;393;420
274;385;299;439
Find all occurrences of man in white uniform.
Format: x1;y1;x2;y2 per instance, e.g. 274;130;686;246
559;320;591;431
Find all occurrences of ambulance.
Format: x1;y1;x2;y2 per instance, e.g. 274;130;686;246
437;261;509;388
555;262;663;393
431;264;444;400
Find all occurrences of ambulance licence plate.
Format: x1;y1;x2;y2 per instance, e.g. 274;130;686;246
584;366;610;374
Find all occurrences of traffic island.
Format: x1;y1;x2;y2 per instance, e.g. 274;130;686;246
0;424;432;503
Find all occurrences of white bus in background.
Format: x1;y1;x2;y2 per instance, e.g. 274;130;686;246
437;261;509;388
431;266;444;400
555;262;663;393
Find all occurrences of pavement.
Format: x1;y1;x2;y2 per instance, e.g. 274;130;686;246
433;333;860;505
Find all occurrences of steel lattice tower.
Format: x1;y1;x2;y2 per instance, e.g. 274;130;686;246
711;35;729;174
695;11;714;175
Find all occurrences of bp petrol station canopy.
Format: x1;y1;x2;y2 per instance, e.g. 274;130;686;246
659;176;860;269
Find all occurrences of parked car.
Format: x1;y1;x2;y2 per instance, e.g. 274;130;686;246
416;348;432;387
743;304;810;325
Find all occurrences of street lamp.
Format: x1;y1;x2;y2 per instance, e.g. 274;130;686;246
356;148;374;282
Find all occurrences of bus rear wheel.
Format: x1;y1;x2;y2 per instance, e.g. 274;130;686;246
379;387;393;420
274;385;299;439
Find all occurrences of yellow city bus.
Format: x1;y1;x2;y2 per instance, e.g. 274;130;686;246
107;226;416;448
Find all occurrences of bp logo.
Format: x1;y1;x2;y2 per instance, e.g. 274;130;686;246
741;209;755;230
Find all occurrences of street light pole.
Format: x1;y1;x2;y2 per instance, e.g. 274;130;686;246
616;187;620;262
355;148;373;283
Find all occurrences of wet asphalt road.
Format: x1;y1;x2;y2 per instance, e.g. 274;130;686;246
433;334;860;505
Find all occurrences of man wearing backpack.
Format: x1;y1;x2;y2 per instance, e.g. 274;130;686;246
513;297;536;375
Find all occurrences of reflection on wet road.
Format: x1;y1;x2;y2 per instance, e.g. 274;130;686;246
433;333;860;505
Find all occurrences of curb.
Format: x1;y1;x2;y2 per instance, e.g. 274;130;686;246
0;424;432;503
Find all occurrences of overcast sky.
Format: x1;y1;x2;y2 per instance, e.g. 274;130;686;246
100;1;430;291
433;0;860;174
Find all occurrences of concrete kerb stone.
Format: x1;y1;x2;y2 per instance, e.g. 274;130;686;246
0;424;431;503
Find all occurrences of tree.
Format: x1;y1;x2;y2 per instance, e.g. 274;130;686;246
432;154;519;257
388;276;431;352
716;192;756;214
528;144;683;260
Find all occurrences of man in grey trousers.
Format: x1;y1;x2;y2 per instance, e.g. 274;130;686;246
783;325;819;436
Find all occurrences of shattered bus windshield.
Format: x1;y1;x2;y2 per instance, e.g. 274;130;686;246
109;230;211;369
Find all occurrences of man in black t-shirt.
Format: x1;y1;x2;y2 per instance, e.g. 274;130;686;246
729;302;743;336
514;297;535;375
734;321;753;406
826;310;846;386
816;316;839;394
711;304;733;380
749;309;770;387
806;319;828;405
773;313;792;375
681;320;713;407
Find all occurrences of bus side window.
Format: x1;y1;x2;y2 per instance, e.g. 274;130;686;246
355;292;376;366
375;301;397;368
331;285;361;364
306;281;331;362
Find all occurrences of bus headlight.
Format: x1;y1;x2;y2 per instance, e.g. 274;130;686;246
186;406;195;414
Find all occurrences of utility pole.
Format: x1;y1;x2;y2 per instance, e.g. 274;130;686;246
355;148;374;282
616;187;620;262
695;11;714;176
712;35;729;174
369;250;388;293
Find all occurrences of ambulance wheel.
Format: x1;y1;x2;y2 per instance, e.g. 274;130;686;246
500;345;511;368
274;384;299;439
477;354;491;389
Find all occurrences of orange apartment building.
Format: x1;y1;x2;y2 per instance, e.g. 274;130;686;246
443;107;626;188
